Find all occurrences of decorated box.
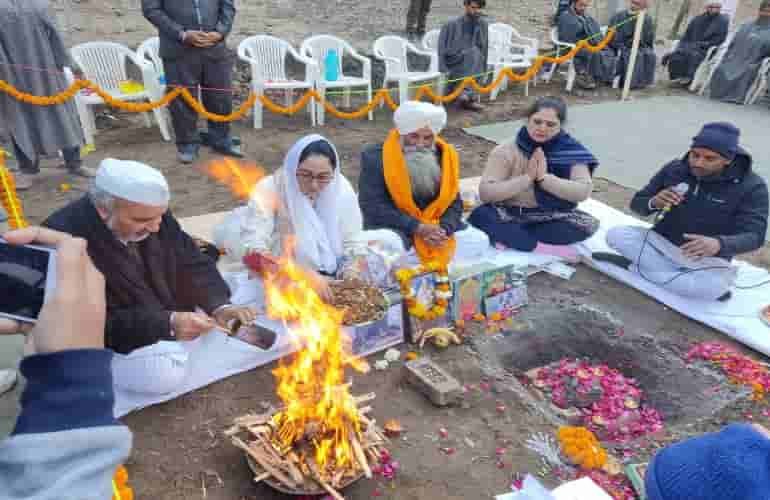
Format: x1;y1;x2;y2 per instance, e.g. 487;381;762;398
480;264;527;318
399;273;452;343
448;262;497;322
343;288;405;357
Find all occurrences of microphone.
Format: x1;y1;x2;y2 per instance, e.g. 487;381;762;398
655;182;689;224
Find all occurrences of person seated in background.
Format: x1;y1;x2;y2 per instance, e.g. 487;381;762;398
594;123;769;301
0;226;133;500
645;423;770;500
44;158;256;396
557;0;616;89
663;1;729;86
438;0;489;111
609;0;657;89
359;101;489;267
214;134;401;302
469;97;598;261
709;0;770;103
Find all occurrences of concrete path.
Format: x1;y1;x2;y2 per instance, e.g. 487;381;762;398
466;95;770;194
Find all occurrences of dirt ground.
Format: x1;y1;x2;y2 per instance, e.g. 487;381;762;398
4;2;770;499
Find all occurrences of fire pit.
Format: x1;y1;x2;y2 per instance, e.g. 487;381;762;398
228;258;391;498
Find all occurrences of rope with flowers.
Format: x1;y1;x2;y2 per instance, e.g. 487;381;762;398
112;465;133;500
395;261;452;320
0;30;614;122
0;148;28;230
557;426;608;470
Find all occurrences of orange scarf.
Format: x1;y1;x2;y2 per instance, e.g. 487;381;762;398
382;128;459;267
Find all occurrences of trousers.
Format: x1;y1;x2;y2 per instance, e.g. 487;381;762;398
606;225;737;301
469;204;593;251
163;48;235;148
11;136;80;174
111;341;189;396
406;0;432;32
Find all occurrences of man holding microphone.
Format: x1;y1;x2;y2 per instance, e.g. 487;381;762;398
593;123;768;301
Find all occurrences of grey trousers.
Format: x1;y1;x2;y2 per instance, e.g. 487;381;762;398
163;48;235;148
406;0;432;32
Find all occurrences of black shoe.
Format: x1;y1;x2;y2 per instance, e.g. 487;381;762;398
717;291;732;302
211;142;244;158
177;143;200;164
592;252;632;269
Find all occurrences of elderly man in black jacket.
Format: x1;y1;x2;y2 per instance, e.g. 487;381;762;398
141;0;242;163
44;158;256;395
593;123;769;301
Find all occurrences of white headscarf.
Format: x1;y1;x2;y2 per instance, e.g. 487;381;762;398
279;134;349;274
393;101;447;135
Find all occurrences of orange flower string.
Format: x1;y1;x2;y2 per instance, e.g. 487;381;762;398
0;149;28;229
112;466;133;500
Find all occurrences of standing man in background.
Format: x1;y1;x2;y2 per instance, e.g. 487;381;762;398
406;0;433;41
141;0;243;164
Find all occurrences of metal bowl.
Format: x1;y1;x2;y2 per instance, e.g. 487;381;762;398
246;455;364;496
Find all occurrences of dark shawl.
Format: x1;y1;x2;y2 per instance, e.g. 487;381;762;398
515;127;598;211
667;12;729;80
44;196;231;354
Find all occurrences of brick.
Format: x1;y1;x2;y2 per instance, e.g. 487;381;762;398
403;357;462;407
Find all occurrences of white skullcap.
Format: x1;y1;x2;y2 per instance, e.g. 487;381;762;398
95;158;170;206
394;101;447;135
705;0;722;6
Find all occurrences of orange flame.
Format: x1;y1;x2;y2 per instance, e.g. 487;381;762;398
265;253;363;473
204;158;266;201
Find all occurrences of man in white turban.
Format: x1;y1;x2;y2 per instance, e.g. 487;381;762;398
43;159;256;396
358;101;488;267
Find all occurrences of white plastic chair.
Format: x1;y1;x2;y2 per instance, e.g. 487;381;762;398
372;36;443;104
489;23;539;62
542;27;578;91
745;57;770;105
690;34;733;95
422;29;441;73
301;35;372;125
488;25;532;100
135;37;174;136
238;35;318;129
66;41;171;145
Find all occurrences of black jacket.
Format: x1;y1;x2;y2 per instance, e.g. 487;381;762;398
630;148;768;260
141;0;236;59
358;144;466;244
44;196;231;354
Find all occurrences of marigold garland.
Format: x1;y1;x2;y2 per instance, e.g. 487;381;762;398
0;149;28;229
0;30;614;122
112;466;133;500
557;426;608;470
396;262;452;320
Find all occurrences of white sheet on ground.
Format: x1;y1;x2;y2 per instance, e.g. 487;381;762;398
576;198;770;357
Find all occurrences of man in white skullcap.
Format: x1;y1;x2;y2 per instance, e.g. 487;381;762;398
43;159;256;395
358;101;488;266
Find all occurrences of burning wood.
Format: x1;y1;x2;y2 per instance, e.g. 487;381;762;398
228;255;390;497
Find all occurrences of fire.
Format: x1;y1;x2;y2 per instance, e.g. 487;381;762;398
204;158;266;200
264;255;364;473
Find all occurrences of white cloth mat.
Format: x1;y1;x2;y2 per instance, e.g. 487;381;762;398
576;198;770;356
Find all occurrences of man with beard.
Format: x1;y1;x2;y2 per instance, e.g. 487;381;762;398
438;0;489;111
358;101;489;267
557;0;618;89
609;0;657;89
593;123;768;301
43;159;256;395
710;0;770;103
663;1;729;86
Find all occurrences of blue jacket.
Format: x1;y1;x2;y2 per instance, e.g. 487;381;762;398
630;148;768;260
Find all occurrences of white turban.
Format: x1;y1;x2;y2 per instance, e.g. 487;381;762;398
95;158;170;206
393;101;447;136
705;0;722;6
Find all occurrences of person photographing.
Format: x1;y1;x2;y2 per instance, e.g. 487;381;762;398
593;122;769;301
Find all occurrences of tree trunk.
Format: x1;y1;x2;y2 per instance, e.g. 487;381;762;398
669;0;692;39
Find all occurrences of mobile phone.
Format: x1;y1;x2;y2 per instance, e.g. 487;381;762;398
0;239;57;323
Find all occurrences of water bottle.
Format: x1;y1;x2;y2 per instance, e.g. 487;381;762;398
324;49;339;82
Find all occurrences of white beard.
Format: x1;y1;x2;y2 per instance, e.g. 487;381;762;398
405;148;441;201
107;215;150;243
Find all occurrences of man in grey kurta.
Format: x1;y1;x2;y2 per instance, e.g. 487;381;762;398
0;0;94;190
438;0;488;111
609;0;657;90
663;1;728;85
710;1;770;104
141;0;242;164
558;0;617;89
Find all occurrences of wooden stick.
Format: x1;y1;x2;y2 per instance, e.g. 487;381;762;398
307;460;345;500
621;9;646;101
354;392;376;405
350;432;372;478
231;436;297;489
357;405;372;415
253;472;271;483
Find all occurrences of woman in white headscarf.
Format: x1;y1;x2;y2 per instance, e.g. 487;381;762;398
215;134;402;300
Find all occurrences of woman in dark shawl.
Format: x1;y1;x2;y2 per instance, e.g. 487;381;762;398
469;97;599;259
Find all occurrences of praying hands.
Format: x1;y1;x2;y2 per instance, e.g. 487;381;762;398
183;30;224;48
416;223;448;247
527;147;548;183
